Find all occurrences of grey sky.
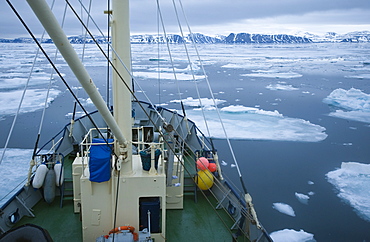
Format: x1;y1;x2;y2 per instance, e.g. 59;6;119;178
1;0;370;38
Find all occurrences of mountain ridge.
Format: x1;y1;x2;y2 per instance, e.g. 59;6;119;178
1;31;369;44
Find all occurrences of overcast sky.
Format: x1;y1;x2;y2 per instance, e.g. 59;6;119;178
1;0;370;38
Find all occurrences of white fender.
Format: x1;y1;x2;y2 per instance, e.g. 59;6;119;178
32;164;48;189
44;169;56;204
54;163;64;186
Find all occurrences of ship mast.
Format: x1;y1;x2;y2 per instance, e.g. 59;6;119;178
111;0;133;174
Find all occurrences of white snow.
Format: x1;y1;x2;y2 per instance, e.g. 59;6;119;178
272;202;296;217
326;162;370;222
270;229;316;242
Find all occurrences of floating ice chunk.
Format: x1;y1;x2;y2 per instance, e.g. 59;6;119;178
65;111;86;119
220;105;283;117
328;110;370;123
323;88;370;123
308;180;314;185
343;143;353;146
186;105;327;142
134;71;205;81
326;162;370;221
295;192;310;204
220;160;227;166
170;97;226;109
77;97;93;106
266;84;299;91
272;203;296;217
0;148;34;206
0;75;53;89
323;88;370;112
308;191;315;196
0;89;61;118
147;62;201;74
242;70;302;79
230;164;236;168
270;229;316;242
345;74;370;79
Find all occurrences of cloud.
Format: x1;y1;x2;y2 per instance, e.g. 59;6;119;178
1;0;369;38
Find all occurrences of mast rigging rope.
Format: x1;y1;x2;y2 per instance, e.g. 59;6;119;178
6;0;116;159
175;0;248;194
0;0;59;165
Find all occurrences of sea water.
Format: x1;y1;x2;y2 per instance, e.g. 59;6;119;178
1;42;370;241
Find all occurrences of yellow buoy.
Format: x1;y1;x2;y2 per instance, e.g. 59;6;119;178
196;170;214;190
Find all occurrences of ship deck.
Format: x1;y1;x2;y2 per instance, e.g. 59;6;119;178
18;192;238;241
16;155;244;241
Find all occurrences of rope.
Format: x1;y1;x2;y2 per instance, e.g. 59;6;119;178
155;0;184;110
81;0;93;63
157;5;161;105
0;0;59;165
176;0;247;193
37;1;68;147
7;0;116;159
170;0;212;138
13;0;258;238
74;0;167;125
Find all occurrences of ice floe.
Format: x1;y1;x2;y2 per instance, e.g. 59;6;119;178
134;71;205;81
133;63;205;81
270;229;316;242
170;97;226;110
184;104;327;142
323;88;370;111
220;105;282;117
295;192;310;204
241;70;302;79
266;83;299;91
0;89;61;118
323;88;370;123
326;162;370;222
0;148;34;206
345;74;370;79
272;202;296;217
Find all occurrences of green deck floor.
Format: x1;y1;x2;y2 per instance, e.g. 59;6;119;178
15;155;245;241
18;199;82;241
18;193;244;242
166;194;237;241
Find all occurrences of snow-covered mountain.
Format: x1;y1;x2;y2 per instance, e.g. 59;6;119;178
1;31;370;44
294;31;370;43
224;33;311;43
